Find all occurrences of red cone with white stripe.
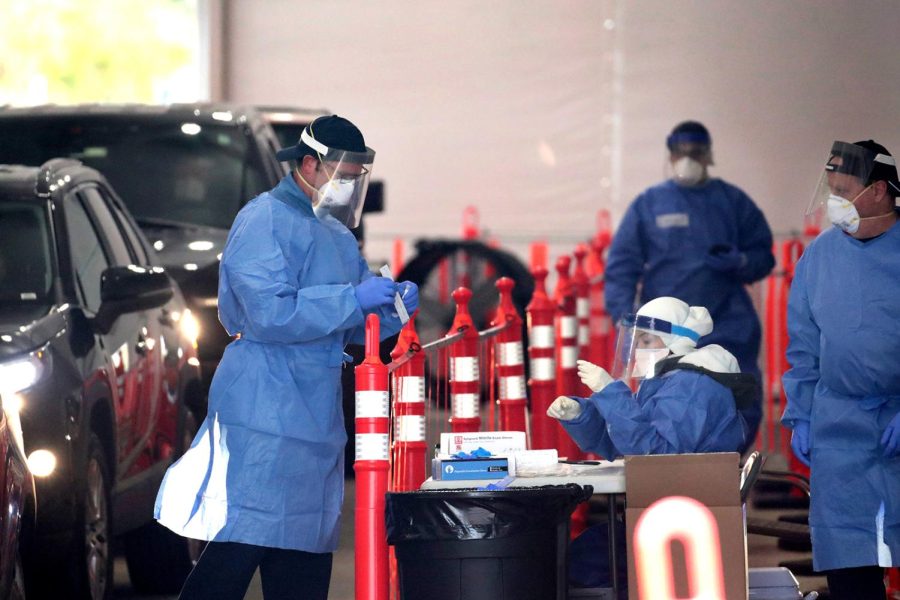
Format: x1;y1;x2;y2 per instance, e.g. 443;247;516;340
572;245;593;396
354;314;389;600
492;277;527;433
390;312;427;491
554;255;582;460
527;267;557;450
447;287;481;433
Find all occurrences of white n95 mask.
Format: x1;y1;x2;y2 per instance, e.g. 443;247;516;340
313;179;358;225
673;157;705;186
826;193;861;233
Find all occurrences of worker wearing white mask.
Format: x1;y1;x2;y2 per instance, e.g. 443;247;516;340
784;139;900;599
604;121;774;451
547;297;753;458
156;115;418;600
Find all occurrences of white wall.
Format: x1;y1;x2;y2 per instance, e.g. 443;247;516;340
225;0;900;267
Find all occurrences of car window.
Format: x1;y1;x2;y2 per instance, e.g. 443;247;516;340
64;195;109;313
84;185;150;265
0;202;53;305
0;118;273;230
80;187;133;267
109;197;150;265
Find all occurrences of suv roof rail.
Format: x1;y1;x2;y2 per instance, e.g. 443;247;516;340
36;158;84;198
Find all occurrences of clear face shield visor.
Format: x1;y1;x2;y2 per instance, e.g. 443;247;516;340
807;141;897;216
611;314;700;383
303;128;375;229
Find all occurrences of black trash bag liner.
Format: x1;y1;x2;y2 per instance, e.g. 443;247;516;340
386;484;593;544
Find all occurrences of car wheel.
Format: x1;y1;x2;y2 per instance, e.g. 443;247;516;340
74;433;113;600
124;410;204;593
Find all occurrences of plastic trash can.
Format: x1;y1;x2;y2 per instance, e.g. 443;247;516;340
386;484;592;600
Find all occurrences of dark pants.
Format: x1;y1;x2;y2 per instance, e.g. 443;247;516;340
825;566;885;600
179;541;333;600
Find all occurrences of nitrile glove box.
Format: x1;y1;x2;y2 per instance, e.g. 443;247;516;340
432;457;510;480
439;431;527;456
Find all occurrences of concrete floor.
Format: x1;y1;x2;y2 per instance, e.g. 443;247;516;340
111;476;827;600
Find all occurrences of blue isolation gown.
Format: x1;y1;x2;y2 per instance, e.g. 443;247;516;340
155;175;402;552
781;218;900;571
604;178;774;373
604;178;773;446
561;368;747;458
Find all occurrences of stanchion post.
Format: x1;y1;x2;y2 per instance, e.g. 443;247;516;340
587;238;614;370
447;287;481;433
572;245;593;396
492;277;528;433
554;255;582;460
526;267;558;450
390;312;427;492
354;314;390;600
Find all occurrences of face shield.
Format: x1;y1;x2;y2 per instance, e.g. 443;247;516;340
808;141;898;216
611;313;701;384
303;128;375;229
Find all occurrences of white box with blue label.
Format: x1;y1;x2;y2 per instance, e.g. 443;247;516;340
432;456;510;480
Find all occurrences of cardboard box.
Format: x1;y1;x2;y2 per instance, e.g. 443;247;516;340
625;453;747;600
431;456;510;480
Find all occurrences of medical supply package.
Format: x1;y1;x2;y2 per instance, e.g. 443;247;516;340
439;431;527;456
432;457;510;481
624;453;748;600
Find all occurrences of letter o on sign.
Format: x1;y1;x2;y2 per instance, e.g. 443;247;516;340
634;496;726;600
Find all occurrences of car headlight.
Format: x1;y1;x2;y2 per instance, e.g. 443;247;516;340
179;309;201;347
0;350;49;395
27;449;57;477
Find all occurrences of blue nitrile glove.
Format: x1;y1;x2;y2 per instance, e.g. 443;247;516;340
354;277;397;313
881;413;900;458
399;281;419;314
704;244;745;272
790;421;811;467
452;447;493;459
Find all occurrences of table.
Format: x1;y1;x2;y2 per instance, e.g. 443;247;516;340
420;460;626;597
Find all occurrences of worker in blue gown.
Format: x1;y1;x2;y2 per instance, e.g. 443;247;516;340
548;296;751;459
603;121;774;449
547;296;753;593
782;140;900;600
154;115;418;600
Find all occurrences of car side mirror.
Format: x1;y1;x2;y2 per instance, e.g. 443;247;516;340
362;180;384;214
92;265;174;334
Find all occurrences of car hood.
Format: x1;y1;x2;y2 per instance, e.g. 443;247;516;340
142;224;228;271
0;306;66;359
140;223;227;297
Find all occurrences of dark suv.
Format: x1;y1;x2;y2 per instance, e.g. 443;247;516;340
0;104;286;391
0;159;203;598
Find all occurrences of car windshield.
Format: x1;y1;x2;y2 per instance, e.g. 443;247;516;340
0;118;271;230
0;201;54;306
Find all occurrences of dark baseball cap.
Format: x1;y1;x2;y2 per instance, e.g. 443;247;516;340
666;121;711;150
275;115;369;162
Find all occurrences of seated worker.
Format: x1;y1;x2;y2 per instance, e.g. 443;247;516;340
548;296;756;594
547;295;754;459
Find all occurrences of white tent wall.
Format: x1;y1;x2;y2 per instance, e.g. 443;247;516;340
224;0;900;271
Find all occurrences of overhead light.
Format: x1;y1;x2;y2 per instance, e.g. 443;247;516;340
211;111;233;122
181;123;202;135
